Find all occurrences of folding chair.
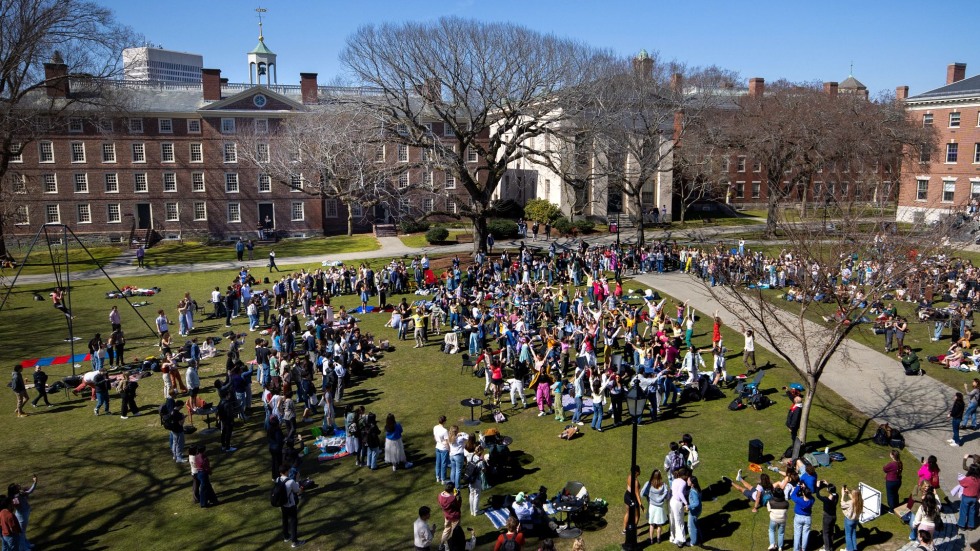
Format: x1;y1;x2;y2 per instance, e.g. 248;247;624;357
461;353;474;375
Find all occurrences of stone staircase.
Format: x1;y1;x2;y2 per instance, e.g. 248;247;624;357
373;224;398;237
894;511;966;551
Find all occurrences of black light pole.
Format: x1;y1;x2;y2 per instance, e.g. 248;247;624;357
623;385;648;551
616;212;621;247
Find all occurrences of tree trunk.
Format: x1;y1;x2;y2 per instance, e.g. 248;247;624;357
0;218;7;260
792;385;817;461
679;199;687;224
472;215;488;254
345;202;354;237
765;197;779;238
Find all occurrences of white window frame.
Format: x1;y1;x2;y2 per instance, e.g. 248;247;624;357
221;118;236;134
191;172;205;192
445;173;456;189
161;142;175;163
423;198;434;212
397;144;409;162
227;202;241;223
255;118;269;134
398;172;409;189
375;145;385;163
42;174;57;193
351;203;363;217
132;143;146;163
9;143;22;163
399;198;411;213
736;156;746;173
258;174;272;193
158;118;173;133
164;202;179;222
290;174;303;192
443;122;454;137
14;205;29;226
187;119;202;133
163;173;177;192
950;112;961;128
734;181;745;198
922;113;933;127
193;201;207;221
45;204;60;224
256;143;270;163
38;141;54;163
107;203;121;224
97;119;113;133
916;179;929;201
101;143;116;163
466;147;478;163
68;117;84;133
76;203;91;224
751;180;761;199
12;175;27;194
73;173;88;193
291;201;305;221
225;173;239;193
325;199;338;218
423;170;433;188
974;143;980;165
128;118;144;133
947;143;959;164
942;179;956;203
223;142;237;163
134;173;148;193
70;142;86;163
448;199;457;214
189;143;203;163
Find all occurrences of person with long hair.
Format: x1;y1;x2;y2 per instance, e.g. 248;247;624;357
729;470;774;512
384;413;409;471
965;378;980;430
448;425;468;489
917;456;942;498
958;464;980;531
912;488;941;540
789;482;814;551
668;466;689;546
882;449;903;512
950;392;966;447
687;475;703;547
624;464;644;537
641;468;669;544
841;485;864;551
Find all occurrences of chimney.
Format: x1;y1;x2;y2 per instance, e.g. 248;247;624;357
748;77;765;98
823;81;839;97
43;51;69;99
417;77;441;103
202;68;222;101
947;63;966;85
300;73;318;105
895;86;909;101
673;110;684;143
670;73;683;93
632;50;653;79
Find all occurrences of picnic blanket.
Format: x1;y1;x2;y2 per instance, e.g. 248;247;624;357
484;508;510;530
351;305;378;314
314;428;350;462
560;394;594;414
21;353;90;368
106;286;160;298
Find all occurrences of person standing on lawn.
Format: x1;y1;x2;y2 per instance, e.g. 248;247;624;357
269;250;280;273
276;464;305;547
964;379;980;430
433;416;449;485
11;365;28;418
949;392;966;447
413;505;435;550
0;495;22;551
437;482;462;548
882;449;903;513
93;368;111;416
235;238;245;262
136;245;145;269
30;366;50;408
119;373;140;419
108;305;121;332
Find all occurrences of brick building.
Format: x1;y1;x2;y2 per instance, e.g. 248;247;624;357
896;63;980;223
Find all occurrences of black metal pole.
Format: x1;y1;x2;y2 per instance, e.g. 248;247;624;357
63;224;77;376
623;418;638;550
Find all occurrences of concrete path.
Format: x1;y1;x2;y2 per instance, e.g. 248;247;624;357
632;271;975;548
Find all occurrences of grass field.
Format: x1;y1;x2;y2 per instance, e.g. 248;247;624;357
141;235;380;267
0;256;920;550
399;229;471;249
3;245;125;276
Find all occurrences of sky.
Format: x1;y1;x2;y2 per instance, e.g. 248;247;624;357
99;0;978;98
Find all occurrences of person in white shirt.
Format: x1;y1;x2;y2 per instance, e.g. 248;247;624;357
413;506;435;550
742;325;756;370
433;417;450;485
276;464;304;547
681;346;705;386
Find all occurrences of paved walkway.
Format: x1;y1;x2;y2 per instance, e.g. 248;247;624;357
633;272;975;549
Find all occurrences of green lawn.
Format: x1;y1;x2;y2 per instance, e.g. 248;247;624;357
399;229;470;249
2;245;125;276
141;235;380;267
0;261;919;550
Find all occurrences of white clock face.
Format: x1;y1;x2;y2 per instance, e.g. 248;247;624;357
253;94;267;108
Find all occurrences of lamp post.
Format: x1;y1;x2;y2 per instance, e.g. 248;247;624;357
623;384;648;550
616;211;621;248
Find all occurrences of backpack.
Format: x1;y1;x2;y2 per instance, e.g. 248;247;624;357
685;445;700;470
270;478;288;507
499;533;519;551
666;451;685;473
728;397;745;411
160;404;179;432
460;460;481;486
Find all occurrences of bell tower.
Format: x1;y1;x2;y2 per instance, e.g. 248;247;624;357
248;7;276;86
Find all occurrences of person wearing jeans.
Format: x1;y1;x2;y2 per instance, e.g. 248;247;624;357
950;392;966;447
767;494;789;551
433;417;449;484
841;487;863;551
789;484;814;551
964;379;980;429
958;464;980;530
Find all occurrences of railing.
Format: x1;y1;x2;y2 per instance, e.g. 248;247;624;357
91;78;385;97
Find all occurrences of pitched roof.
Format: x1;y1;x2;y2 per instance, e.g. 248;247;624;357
909;74;980;101
839;75;866;90
250;38;275;56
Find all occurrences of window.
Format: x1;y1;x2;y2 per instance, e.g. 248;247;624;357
448;199;457;214
68;117;84;133
398;172;409;189
443;122;454;136
916;179;928;201
920;145;931;163
163;173;177;192
947;143;959;163
721;157;730;172
950;112;961;128
191;173;205;192
397;144;409;162
974;143;980;164
942;180;956;203
973;181;980;200
421;147;432;162
193;202;207;221
752;160;761;172
165;202;179;221
399;198;411;213
14;206;28;225
256;143;270;163
227;203;241;223
223;143;237;163
97;119;113;133
161;142;175;162
132;143;145;163
396;123;408;135
423;171;433;188
158;118;173;133
734;181;744;198
923;113;933;127
73;173;88;193
43;174;57;193
77;204;91;224
128;118;144;133
351;204;363;217
255;119;269;133
33;117;51;132
375;145;385;162
736;156;746;172
291;202;305;221
466;147;478;163
107;204;121;223
289;174;303;192
12;175;26;194
134;173;148;193
221;118;236;134
258;174;272;192
325;199;338;218
70;142;85;163
751;181;761;199
187;119;201;133
445;173;456;189
9;143;22;163
423;198;434;212
225;173;239;193
101;143;116;163
38;141;54;163
190;143;203;162
45;205;60;224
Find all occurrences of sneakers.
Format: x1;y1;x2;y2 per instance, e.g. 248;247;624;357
576;422;584;426
735;468;743;483
94;408;99;416
951;442;961;447
291;541;305;548
538;411;546;417
175;457;188;463
120;416;128;419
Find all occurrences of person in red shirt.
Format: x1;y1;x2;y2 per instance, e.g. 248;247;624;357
0;495;21;549
437;482;461;548
493;516;525;550
958;464;980;530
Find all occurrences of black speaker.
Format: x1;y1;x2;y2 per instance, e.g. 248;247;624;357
749;439;764;463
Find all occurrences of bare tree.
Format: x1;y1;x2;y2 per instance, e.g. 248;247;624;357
237;104;403;236
340;17;609;252
672;139;730;223
0;0;138;257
